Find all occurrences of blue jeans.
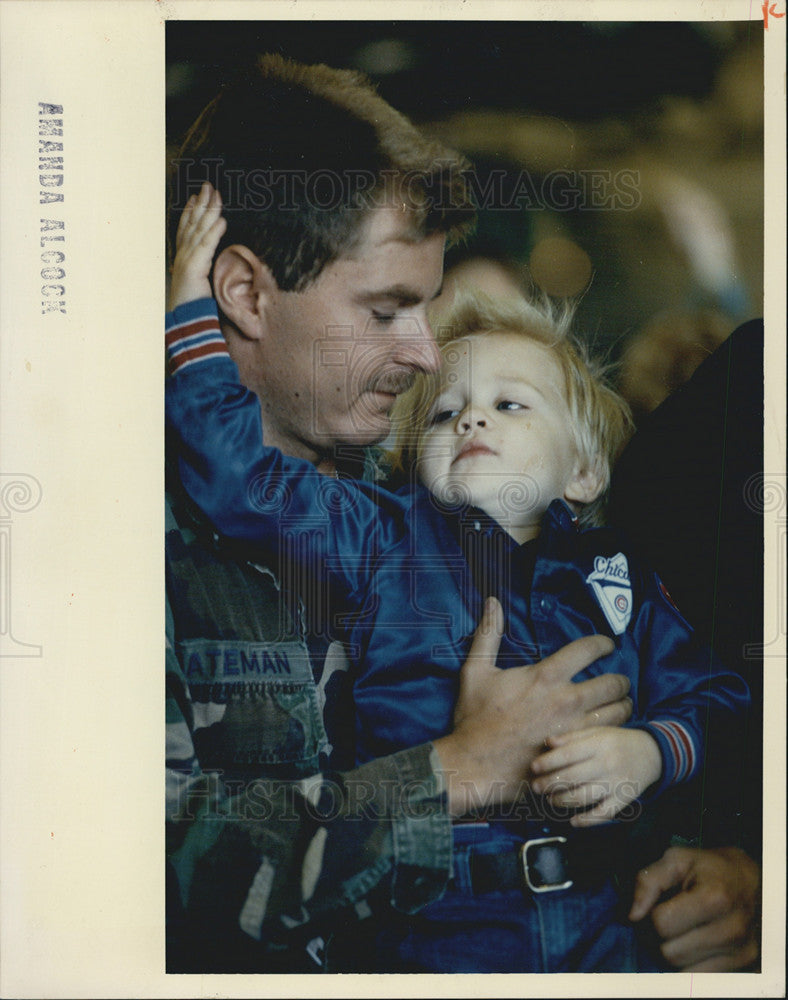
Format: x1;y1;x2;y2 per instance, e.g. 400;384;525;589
376;824;667;973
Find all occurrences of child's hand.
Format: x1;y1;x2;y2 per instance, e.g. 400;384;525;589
169;182;227;311
530;726;662;828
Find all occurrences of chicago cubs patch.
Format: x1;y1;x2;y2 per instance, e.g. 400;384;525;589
586;552;632;635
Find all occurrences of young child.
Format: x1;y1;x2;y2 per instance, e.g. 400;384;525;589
165;189;749;972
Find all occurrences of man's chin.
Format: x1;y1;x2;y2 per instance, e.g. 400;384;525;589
326;417;393;450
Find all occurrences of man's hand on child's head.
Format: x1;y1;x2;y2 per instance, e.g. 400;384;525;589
169;182;227;311
530;726;662;827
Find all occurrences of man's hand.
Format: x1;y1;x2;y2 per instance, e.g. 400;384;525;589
433;598;632;816
629;845;761;971
169;181;227;311
530;726;662;827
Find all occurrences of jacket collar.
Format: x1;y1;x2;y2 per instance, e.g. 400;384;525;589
440;495;581;552
542;498;581;535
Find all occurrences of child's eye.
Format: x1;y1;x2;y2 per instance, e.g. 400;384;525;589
430;408;459;426
497;400;528;412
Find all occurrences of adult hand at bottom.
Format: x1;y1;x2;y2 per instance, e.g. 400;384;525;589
629;845;761;971
433;597;632;817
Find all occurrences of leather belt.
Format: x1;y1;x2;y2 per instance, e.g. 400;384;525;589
461;834;623;895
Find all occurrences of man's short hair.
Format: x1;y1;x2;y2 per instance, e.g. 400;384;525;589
389;288;635;527
169;54;475;290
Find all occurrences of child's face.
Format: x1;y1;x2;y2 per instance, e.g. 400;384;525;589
417;331;586;541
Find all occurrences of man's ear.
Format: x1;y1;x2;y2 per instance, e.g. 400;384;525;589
213;245;279;342
564;456;607;506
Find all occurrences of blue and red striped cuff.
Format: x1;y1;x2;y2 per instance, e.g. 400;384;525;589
646;720;697;785
165;297;228;375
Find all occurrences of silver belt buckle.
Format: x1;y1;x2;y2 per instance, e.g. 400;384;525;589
520;835;574;893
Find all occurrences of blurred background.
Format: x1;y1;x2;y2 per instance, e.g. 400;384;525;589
166;19;763;421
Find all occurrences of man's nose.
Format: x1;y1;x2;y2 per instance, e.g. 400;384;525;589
392;317;441;374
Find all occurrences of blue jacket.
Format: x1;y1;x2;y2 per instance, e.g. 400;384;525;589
166;299;749;807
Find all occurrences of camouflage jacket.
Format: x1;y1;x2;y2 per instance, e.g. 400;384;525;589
166;486;452;972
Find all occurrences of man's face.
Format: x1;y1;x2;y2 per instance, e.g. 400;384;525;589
417;332;583;540
249;205;445;460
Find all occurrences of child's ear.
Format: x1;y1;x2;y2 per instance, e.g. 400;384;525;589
564;456;606;506
212;245;278;342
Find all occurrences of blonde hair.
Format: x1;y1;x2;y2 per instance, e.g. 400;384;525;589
389;288;634;527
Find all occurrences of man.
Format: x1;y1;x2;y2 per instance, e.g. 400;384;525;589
165;53;758;972
612;320;763;972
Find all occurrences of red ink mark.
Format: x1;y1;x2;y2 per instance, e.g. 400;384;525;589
763;1;786;28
